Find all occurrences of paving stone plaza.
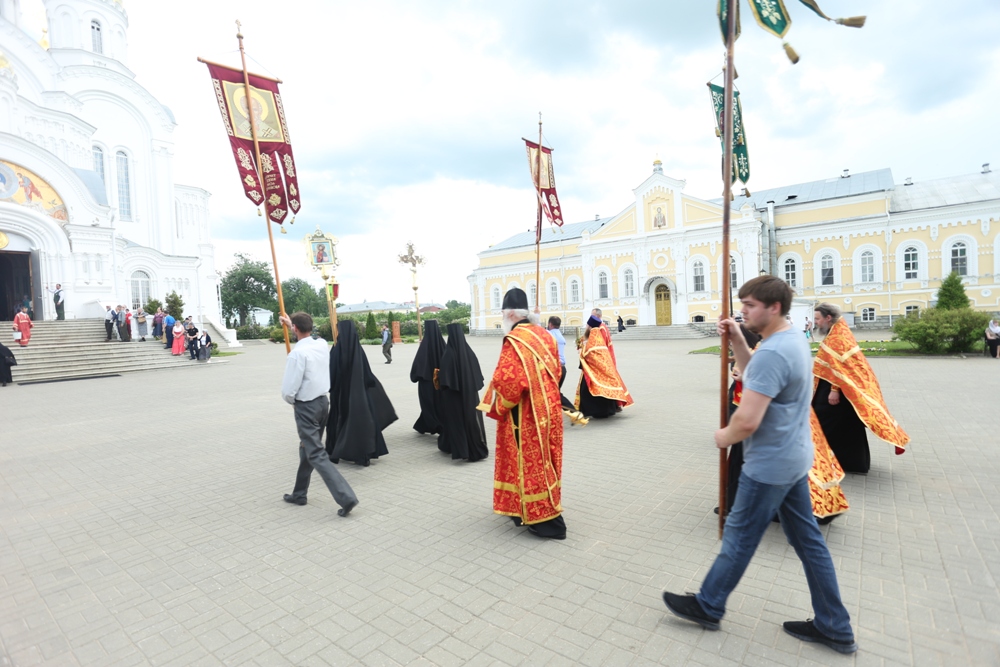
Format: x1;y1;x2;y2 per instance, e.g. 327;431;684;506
2;337;998;666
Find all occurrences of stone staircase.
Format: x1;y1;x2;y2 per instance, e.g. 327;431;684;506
611;324;713;340
2;319;210;384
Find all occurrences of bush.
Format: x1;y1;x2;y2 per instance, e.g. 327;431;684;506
364;312;378;339
401;336;418;344
235;323;272;340
399;320;419;336
893;307;990;354
164;291;184;319
936;272;971;310
144;298;163;316
359;338;382;345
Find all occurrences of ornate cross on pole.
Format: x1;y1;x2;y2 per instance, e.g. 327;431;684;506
398;242;425;340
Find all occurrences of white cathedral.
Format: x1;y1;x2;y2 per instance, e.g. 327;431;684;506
0;0;230;339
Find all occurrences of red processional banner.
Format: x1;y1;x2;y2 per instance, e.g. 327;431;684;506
203;62;301;223
524;139;564;228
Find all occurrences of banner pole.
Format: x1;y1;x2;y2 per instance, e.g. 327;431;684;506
236;21;291;354
534;112;543;314
718;0;737;539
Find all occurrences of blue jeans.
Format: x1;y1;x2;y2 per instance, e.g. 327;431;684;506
696;472;854;642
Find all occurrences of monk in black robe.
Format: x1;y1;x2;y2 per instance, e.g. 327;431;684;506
410;319;446;435
326;320;398;466
437;323;489;462
0;342;15;387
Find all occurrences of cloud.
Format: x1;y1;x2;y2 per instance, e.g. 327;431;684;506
122;0;1000;305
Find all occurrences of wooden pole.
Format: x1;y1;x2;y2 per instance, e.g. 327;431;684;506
718;0;737;539
236;21;291;354
412;269;422;341
534;113;543;314
322;268;338;345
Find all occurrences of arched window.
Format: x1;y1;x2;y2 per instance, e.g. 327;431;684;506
597;272;609;299
529;282;537;308
491;286;501;309
861;307;876;322
91;20;103;54
860;250;875;283
92;146;105;182
116;151;132;221
548;282;559;305
951;242;967;276
130;270;150;310
820;254;834;286
569;279;580;303
729;257;738;291
623;269;635;297
692;261;705;292
903;246;919;280
783;258;797;287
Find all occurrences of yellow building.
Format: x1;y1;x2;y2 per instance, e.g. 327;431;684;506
468;160;1000;331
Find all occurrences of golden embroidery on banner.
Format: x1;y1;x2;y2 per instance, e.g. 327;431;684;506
221;80;286;143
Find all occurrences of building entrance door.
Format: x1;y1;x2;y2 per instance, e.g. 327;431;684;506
0;250;34;320
655;284;672;326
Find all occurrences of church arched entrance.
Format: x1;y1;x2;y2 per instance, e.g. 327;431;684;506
655;284;672;326
0;249;33;320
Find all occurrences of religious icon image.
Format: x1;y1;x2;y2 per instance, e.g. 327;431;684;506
653;206;666;228
311;242;333;265
223;81;285;143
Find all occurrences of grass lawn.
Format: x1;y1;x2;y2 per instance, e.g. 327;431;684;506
689;339;986;357
213;351;240;357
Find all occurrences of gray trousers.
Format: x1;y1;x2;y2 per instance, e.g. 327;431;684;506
382;342;392;362
289;396;357;508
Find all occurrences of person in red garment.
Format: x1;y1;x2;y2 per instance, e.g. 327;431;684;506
480;288;566;540
12;306;32;347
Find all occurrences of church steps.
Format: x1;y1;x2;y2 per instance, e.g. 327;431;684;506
3;319;215;384
610;324;712;340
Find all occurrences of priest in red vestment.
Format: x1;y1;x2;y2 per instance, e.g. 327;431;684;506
12;306;32;347
480;288;566;540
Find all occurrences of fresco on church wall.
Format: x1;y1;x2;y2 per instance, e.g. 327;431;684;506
0;161;68;222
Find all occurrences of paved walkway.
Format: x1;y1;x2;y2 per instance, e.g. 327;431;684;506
1;337;998;666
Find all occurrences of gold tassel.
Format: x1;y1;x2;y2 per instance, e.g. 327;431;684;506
257;208;262;217
836;16;866;27
289;216;295;225
280;226;287;234
744;188;751;197
783;42;800;64
715;128;721;138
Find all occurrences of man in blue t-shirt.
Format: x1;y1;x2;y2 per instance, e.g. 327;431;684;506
163;312;176;350
662;276;857;655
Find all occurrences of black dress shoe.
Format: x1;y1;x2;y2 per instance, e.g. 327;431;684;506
338;500;358;517
283;494;306;506
783;620;857;654
527;525;566;540
662;592;720;631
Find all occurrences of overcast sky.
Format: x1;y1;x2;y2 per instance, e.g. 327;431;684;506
101;1;1000;304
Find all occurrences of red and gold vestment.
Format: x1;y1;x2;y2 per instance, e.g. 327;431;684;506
575;326;633;409
814;320;909;452
481;322;564;525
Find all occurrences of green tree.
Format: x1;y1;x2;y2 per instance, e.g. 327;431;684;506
893;307;989;354
144;297;162;315
281;278;326;317
164;291;184;319
364;312;378;339
935;272;970;310
436;301;471;326
445;299;461;309
220;253;277;326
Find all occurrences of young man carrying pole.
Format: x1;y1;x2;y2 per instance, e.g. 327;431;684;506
662;276;857;654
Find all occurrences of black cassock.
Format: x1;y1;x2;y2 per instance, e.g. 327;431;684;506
812;378;870;474
437;324;489;462
326;320;398;466
409;319;446;435
0;342;15;385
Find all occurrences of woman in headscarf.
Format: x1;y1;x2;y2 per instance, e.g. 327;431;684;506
437;323;489;462
170;319;186;355
409;319;446;435
135;307;149;342
326;320;398;466
986;319;1000;359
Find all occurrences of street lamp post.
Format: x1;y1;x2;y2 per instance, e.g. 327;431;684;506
398;242;425;340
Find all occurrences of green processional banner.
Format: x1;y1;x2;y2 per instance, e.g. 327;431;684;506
708;83;750;189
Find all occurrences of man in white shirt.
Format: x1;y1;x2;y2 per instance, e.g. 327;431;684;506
104;305;115;341
47;284;65;320
280;312;358;517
